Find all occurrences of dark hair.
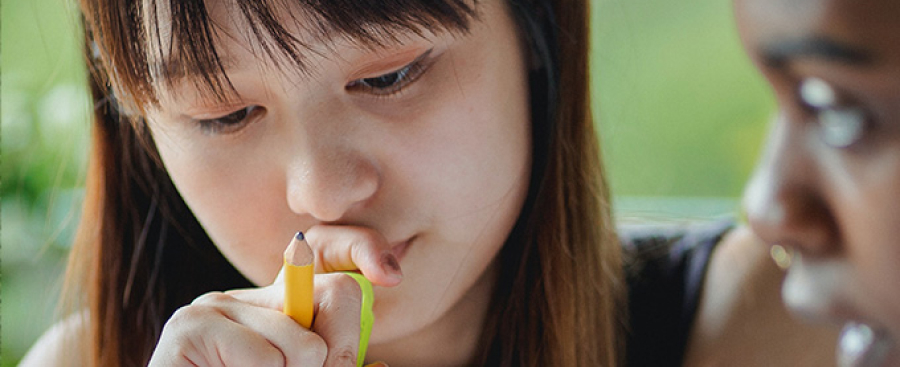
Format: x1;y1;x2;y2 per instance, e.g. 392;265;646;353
68;0;623;365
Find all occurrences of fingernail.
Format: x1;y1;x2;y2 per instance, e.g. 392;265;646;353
381;253;403;281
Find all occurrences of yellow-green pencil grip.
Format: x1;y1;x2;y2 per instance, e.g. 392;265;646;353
342;272;374;367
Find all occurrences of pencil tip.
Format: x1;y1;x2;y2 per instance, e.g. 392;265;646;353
285;232;313;266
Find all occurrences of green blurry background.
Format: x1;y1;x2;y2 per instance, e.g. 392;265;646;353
3;0;90;365
0;0;773;364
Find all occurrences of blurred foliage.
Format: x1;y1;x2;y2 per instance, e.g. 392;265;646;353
0;0;775;364
593;0;774;200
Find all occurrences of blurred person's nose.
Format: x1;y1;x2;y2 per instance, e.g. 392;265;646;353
743;112;839;257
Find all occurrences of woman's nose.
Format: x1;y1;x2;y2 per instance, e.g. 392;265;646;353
742;114;839;257
285;142;381;223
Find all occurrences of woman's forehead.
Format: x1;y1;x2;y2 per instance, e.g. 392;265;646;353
739;0;900;36
143;0;479;48
737;0;900;64
109;0;480;109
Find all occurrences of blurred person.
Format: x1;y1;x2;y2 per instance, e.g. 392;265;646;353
736;0;900;365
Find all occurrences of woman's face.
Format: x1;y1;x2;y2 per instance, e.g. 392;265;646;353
737;0;900;347
144;0;530;346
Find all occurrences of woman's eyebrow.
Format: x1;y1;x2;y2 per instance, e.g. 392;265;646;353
148;26;419;84
762;35;873;69
151;55;240;82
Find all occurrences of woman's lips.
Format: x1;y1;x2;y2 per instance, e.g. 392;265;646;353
782;256;858;323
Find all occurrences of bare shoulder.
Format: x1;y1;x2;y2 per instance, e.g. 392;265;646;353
683;226;840;366
19;313;88;367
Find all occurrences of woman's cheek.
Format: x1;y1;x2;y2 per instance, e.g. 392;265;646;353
148;120;290;284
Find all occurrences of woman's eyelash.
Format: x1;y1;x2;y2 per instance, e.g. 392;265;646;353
195;105;264;135
189;51;434;135
346;49;434;96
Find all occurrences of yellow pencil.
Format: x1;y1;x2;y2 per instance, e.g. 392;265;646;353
283;231;314;328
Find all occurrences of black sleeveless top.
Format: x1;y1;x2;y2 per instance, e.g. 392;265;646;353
621;219;735;367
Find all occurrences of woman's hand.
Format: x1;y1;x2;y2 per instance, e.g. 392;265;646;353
147;225;401;367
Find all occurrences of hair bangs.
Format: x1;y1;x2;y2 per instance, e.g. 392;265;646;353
83;0;478;114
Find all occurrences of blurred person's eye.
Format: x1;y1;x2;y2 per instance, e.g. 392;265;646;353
194;105;265;135
799;77;871;149
346;49;433;96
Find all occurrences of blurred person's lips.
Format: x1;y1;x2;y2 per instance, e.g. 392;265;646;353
782;255;858;324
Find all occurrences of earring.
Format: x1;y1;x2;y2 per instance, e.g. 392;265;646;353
770;244;793;270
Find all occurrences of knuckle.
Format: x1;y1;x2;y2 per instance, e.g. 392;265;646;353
311;339;330;363
161;305;212;341
327;346;357;367
325;274;362;298
168;304;205;324
256;352;287;367
301;331;328;349
314;251;329;272
295;333;328;364
354;230;381;247
192;291;232;305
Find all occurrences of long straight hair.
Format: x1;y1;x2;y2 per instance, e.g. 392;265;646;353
67;0;623;365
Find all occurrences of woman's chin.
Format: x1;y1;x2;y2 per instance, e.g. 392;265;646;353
782;262;900;366
781;259;851;324
837;322;896;367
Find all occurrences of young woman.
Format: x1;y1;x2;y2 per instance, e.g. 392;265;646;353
736;0;900;365
21;0;624;366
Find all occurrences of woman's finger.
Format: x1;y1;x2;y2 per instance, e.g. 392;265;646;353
311;273;367;367
150;291;328;367
149;305;285;367
228;274;370;366
305;225;403;287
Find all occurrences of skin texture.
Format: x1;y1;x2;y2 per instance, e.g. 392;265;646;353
735;0;900;363
140;0;531;365
683;227;839;366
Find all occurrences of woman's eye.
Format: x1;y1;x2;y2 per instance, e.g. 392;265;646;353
346;50;432;96
798;77;869;149
362;68;409;89
195;105;263;135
